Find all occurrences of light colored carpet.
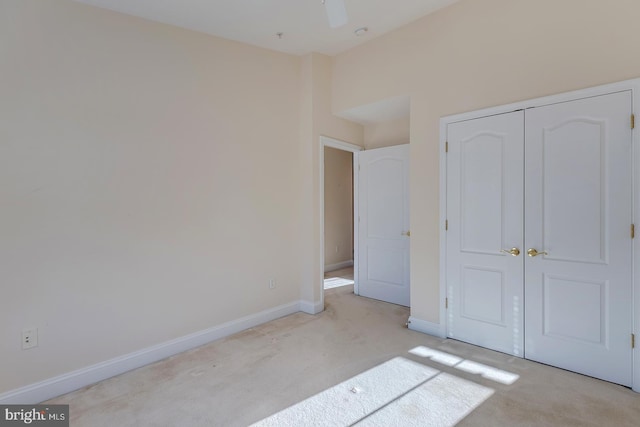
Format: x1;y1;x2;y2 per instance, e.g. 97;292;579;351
324;267;354;290
46;285;640;426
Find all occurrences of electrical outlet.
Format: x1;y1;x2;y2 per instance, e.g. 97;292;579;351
269;279;276;289
22;328;38;350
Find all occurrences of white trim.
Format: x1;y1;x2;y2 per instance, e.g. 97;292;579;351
324;260;354;273
319;135;363;310
299;300;324;315
440;77;640;392
439;116;449;334
321;136;363;152
0;301;301;404
407;316;446;338
633;83;640;393
442;79;640;124
353;153;360;296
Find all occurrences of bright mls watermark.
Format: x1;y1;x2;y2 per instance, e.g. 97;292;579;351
0;405;68;426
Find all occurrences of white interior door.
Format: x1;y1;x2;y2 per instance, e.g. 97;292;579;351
524;91;633;386
446;111;525;356
358;144;410;306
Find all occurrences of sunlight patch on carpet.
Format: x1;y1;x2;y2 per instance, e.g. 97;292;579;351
251;357;494;426
356;373;494;426
410;346;520;385
324;277;354;290
409;346;463;366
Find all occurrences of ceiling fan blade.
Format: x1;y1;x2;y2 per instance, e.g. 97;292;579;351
324;0;348;28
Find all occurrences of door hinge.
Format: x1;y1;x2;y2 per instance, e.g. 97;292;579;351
445;141;449;153
632;333;636;349
445;297;448;309
445;220;448;231
632;224;635;239
632;114;635;130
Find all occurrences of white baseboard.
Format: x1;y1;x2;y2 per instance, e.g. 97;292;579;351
324;260;353;273
299;300;324;315
0;301;301;405
407;316;446;338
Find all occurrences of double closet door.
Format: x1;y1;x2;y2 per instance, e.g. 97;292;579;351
446;91;633;386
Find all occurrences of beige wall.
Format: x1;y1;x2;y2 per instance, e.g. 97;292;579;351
324;147;353;268
1;0;364;395
0;0;306;394
332;0;640;324
364;117;410;149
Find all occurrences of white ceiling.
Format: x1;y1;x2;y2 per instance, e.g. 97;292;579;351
74;0;459;56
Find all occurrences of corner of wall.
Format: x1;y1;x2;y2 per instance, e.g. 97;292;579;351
407;316;446;338
299;300;324;315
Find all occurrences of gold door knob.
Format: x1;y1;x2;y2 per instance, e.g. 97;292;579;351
401;230;410;237
500;248;520;256
527;248;548;257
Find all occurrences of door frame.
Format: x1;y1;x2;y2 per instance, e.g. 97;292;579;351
320;136;363;309
439;78;640;392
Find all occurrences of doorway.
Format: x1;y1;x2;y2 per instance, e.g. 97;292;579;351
320;136;362;307
323;145;355;290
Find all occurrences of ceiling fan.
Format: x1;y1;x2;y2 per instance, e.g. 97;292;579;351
322;0;348;28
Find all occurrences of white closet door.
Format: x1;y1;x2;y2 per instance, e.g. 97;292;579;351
358;144;410;306
524;91;633;386
446;111;525;356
